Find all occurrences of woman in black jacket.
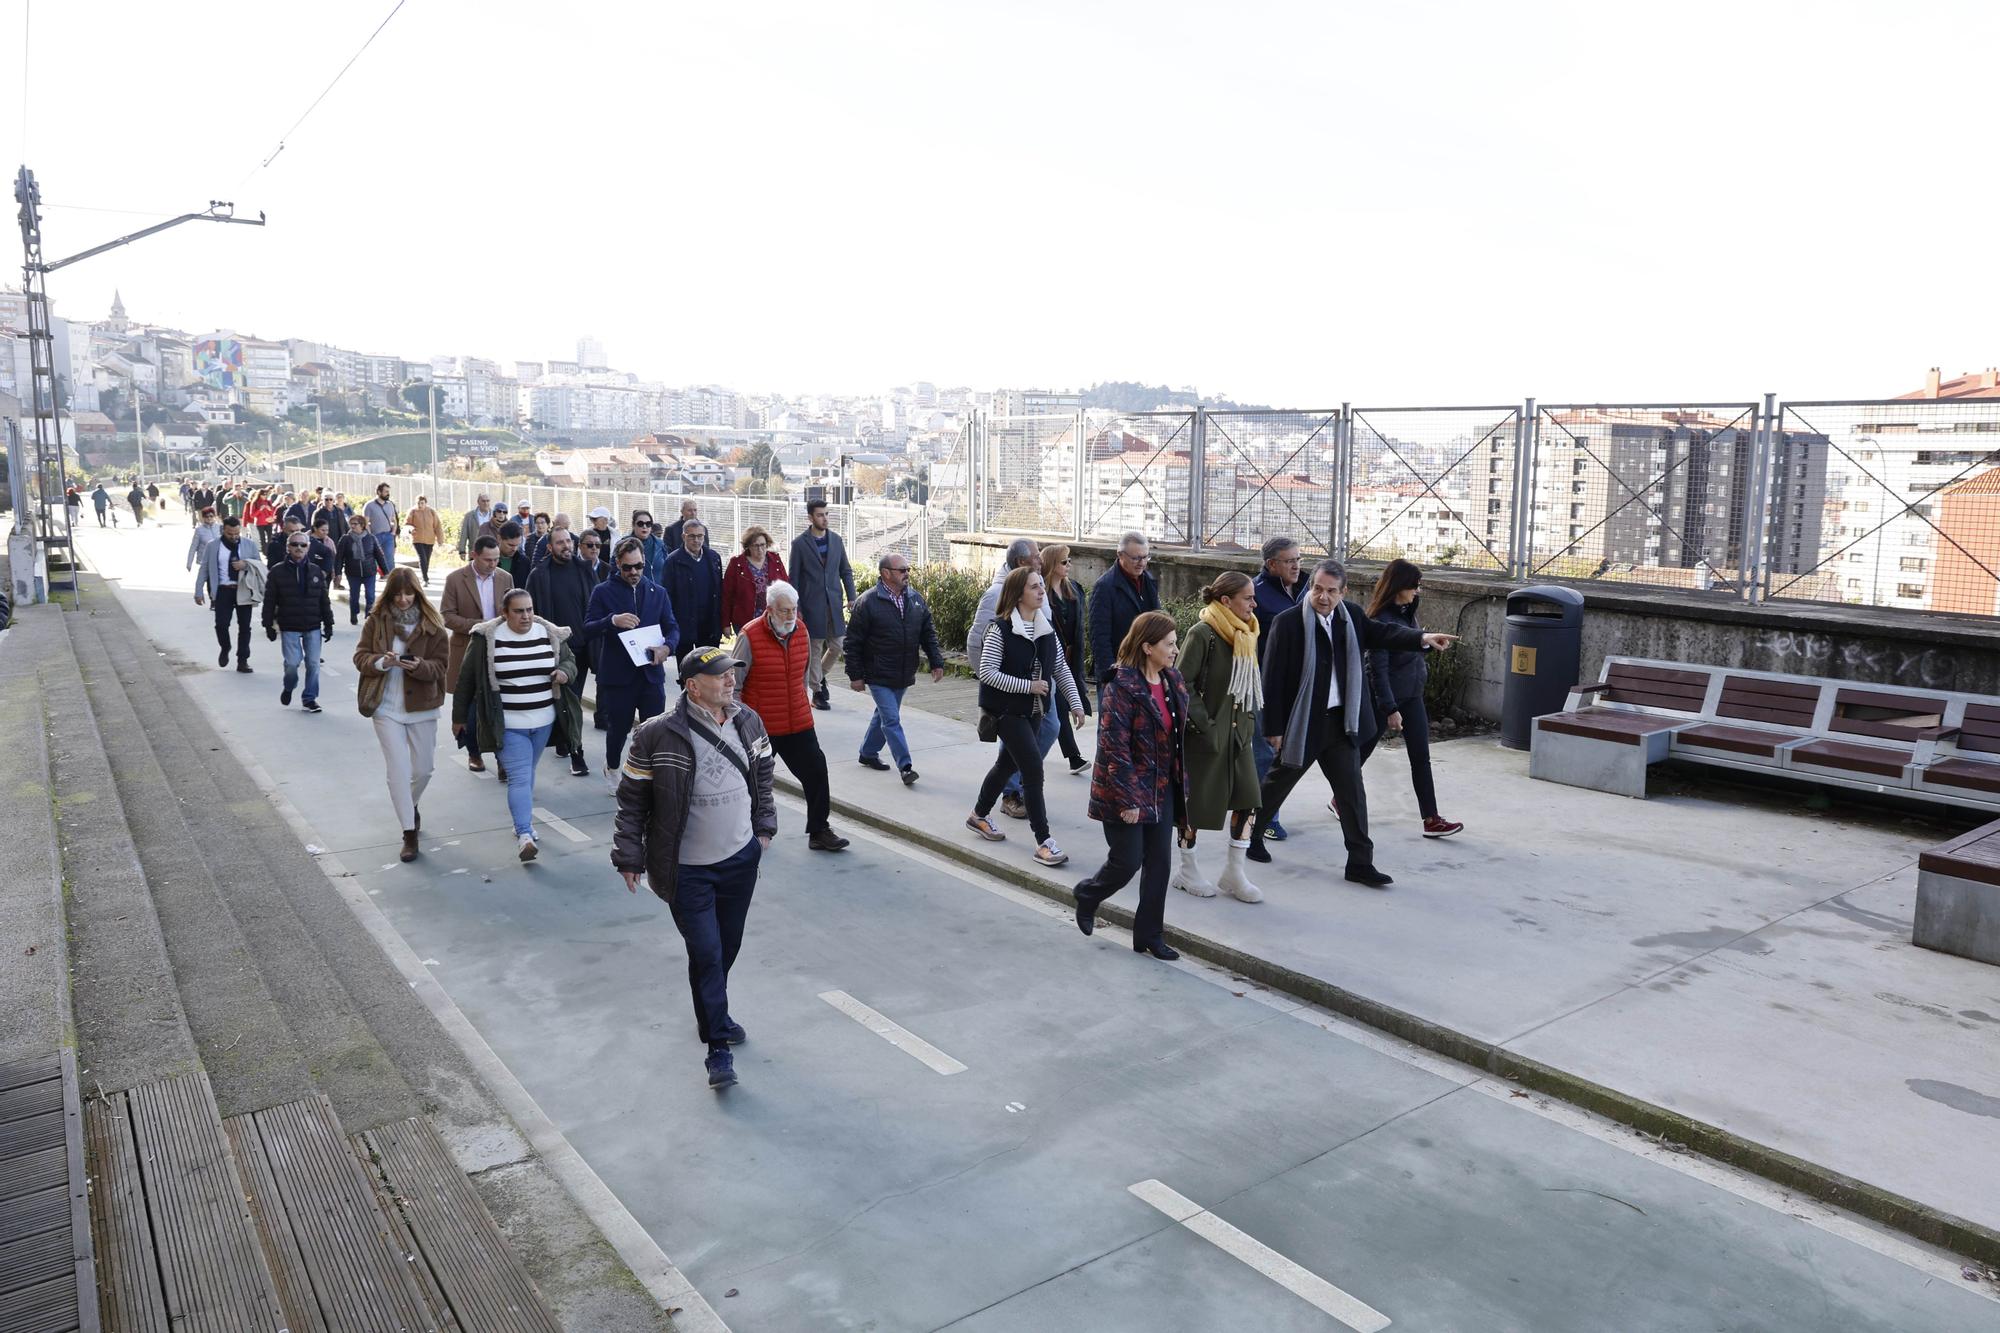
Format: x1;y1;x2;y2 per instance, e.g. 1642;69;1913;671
1361;560;1462;838
1040;544;1091;775
966;567;1085;868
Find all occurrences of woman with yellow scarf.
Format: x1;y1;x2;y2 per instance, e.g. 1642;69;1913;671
1174;571;1265;902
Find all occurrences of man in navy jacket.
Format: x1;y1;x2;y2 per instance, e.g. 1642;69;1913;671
1087;531;1160;708
662;519;724;651
1250;535;1304;838
585;536;680;782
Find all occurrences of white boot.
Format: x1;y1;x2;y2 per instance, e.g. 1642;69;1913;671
1218;839;1264;903
1172;844;1218;897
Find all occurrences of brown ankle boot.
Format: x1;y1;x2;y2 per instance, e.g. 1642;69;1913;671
399;830;419;862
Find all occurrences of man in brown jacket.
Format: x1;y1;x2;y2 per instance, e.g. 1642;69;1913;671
440;536;511;773
613;646;777;1089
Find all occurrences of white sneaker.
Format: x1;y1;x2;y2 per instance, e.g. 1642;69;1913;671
1034;839;1068;867
1218;839;1263;903
604;766;621;793
1172;845;1218;897
518;834;539;862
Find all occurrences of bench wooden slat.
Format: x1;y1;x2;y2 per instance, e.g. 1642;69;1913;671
1790;739;1911;779
1608;663;1712;687
1717;699;1818;727
1923;758;2000;795
1835;687;1950;715
1673;723;1797;758
1607;675;1709;699
1920;823;2000;888
1724;675;1820;700
1831;716;1937;744
1537;711;1685;745
1605;689;1706;713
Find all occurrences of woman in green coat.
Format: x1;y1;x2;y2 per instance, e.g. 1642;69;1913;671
1175;571;1264;903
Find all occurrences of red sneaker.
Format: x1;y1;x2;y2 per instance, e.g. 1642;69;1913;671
1422;816;1463;838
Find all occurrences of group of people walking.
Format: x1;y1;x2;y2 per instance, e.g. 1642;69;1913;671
169;477;1464;1090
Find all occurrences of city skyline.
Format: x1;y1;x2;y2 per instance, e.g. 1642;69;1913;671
5;1;1995;407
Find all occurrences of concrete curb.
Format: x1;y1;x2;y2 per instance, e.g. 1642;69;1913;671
781;771;2000;1270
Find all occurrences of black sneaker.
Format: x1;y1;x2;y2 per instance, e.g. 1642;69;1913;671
1345;867;1394;889
1068;756;1089;776
302;700;322;714
714;1020;747;1045
858;755;891;771
705;1047;737;1089
236;661;253;674
900;765;919;787
570;753;591;777
218;647;229;668
280;686;293;706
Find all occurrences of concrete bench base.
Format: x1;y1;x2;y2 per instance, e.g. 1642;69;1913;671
1913;869;2000;967
1527;724;1673;799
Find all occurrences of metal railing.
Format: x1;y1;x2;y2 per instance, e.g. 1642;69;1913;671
921;395;2000;617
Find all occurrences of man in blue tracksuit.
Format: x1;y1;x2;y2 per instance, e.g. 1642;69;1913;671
585;535;680;781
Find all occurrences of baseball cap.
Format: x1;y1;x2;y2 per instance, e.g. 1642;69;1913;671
678;645;740;679
587;506;612;520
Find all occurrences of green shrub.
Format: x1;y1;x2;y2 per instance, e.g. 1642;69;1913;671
915;565;982;652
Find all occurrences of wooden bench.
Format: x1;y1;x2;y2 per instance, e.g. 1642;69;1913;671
1528;656;1993;811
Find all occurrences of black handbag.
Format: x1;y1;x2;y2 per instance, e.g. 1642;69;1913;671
977;711;999;743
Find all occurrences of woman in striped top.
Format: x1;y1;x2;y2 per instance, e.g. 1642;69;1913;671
966;567;1086;867
451;588;578;860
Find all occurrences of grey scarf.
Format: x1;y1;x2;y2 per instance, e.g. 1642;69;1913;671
392;606;422;639
1279;601;1366;768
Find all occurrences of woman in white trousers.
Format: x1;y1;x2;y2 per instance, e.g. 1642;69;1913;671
354;566;451;861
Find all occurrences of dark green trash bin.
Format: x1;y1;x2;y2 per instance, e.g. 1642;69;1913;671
1500;586;1584;750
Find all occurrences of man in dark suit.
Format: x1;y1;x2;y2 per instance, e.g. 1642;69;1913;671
1087;531;1161;711
662;519;725;651
788;499;856;711
1249;558;1456;887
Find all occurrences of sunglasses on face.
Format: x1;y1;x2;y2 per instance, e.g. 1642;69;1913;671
619;561;645;572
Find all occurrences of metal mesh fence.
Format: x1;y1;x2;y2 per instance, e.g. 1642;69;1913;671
1077;411;1196;545
980;413;1083;535
1526;403;1760;592
1765;399;2000;613
1202;409;1341;554
1346;405;1518;572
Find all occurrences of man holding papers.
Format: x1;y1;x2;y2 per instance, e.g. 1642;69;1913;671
585;536;681;787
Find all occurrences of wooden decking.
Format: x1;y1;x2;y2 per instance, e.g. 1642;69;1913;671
0;1052;97;1333
83;1070;558;1333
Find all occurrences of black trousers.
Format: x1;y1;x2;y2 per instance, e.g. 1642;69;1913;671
976;713;1050;842
1253;709;1374;872
212;585;253;663
1076;817;1172;946
1360;691;1439;821
770;729;832;833
413;542;433;582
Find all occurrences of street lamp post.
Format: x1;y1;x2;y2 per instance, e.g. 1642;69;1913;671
427;384;439;490
308;400;324;470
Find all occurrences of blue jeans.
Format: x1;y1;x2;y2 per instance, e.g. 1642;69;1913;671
669;837;762;1045
1003;705;1060;798
280;630;322;705
498;722;553;837
348;568;377;619
861;684;912;769
373;531;397;569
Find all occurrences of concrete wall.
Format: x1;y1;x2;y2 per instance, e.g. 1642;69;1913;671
948;534;2000;720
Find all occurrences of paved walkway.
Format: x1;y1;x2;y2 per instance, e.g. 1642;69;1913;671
61;517;2000;1328
816;655;2000;1245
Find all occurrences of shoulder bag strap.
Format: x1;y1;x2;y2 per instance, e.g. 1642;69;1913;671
685;714;757;799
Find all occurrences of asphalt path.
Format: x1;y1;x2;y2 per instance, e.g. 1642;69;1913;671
74;517;2000;1331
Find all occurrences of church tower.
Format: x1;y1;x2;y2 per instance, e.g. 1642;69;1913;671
106;289;129;334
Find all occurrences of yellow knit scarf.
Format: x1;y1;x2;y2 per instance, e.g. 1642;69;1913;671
1197;600;1262;710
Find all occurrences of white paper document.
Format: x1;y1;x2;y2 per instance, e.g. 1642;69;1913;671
618;623;665;667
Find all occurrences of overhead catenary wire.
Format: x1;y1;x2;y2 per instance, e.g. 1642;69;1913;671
238;0;409;186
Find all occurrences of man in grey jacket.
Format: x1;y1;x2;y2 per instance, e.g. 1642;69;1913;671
613;646;776;1090
788;499;856;712
193;514;264;673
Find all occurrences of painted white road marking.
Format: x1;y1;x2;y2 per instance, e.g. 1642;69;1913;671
1129;1180;1390;1332
817;990;967;1075
532;808;591;843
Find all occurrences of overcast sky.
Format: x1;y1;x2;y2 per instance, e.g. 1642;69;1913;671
6;0;1994;405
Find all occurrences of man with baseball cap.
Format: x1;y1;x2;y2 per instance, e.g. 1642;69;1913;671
613;644;777;1090
586;505;619;551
